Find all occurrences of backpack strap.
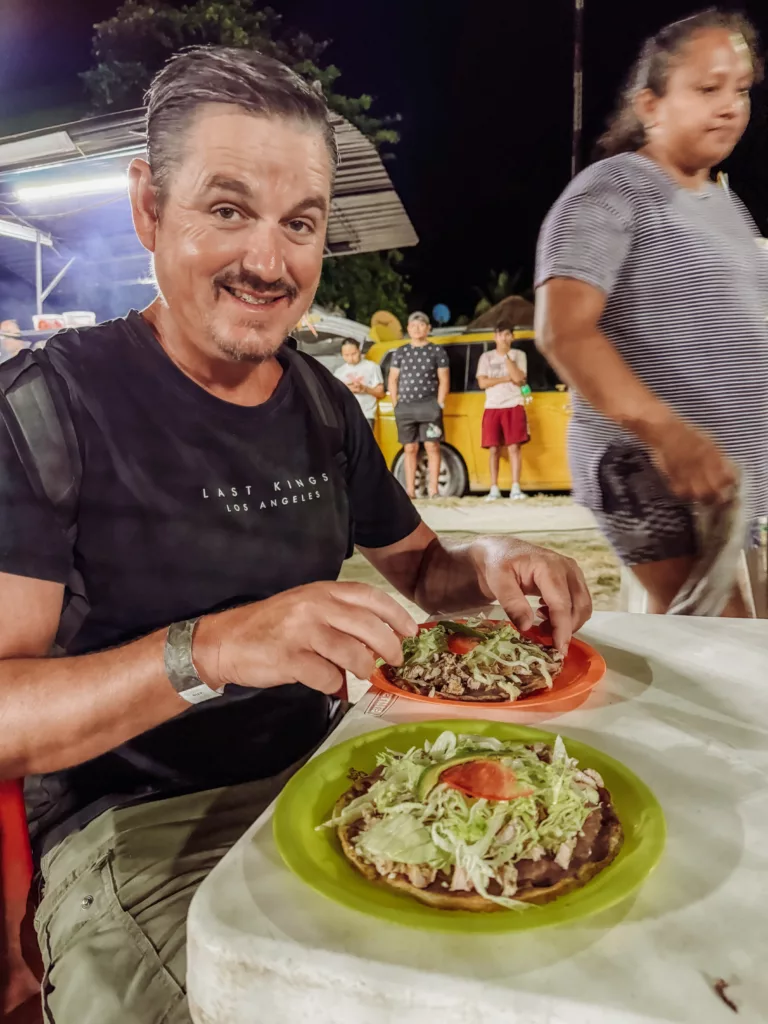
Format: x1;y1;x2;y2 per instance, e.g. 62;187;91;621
0;349;88;650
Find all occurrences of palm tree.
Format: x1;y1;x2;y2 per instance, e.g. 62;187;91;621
473;269;526;317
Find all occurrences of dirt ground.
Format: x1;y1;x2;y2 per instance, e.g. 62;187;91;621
340;528;622;614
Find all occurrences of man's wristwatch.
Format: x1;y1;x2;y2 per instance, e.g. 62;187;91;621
164;618;225;704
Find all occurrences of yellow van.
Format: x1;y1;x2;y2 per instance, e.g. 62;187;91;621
366;329;571;496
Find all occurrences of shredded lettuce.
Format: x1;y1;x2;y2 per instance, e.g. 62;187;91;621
322;731;598;910
463;625;557;689
426;730;458;759
401;625;447;666
397;623;559;697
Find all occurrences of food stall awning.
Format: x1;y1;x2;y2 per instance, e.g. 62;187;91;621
0;108;418;317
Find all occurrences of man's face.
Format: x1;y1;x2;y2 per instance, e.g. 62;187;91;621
341;343;361;365
639;29;753;170
407;318;430;343
132;104;332;364
495;329;513;352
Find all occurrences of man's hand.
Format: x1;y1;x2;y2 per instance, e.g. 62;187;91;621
537;279;736;509
348;380;366;394
648;418;737;505
437;365;450;407
470;537;592;652
360;524;592;656
194;582;418;694
504;354;527;386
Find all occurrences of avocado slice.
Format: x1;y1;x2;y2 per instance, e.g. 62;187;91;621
417;753;507;801
438;620;489;639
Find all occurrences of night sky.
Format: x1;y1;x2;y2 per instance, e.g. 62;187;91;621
1;0;766;319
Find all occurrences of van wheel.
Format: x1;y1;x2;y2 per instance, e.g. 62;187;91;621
392;444;468;498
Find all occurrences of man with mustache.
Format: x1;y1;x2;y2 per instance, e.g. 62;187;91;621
0;47;591;1022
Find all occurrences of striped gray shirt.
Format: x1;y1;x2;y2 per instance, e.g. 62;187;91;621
536;152;768;517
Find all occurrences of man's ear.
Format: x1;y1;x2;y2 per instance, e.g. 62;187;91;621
128;158;159;254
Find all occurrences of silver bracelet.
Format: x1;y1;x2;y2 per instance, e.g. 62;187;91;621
164;618;225;704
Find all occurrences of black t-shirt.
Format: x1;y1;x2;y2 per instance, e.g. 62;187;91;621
1;311;420;858
390;342;449;403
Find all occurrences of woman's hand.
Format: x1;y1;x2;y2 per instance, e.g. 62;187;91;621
650;418;737;505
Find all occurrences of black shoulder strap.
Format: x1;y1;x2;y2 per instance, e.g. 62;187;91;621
0;349;88;650
282;345;348;481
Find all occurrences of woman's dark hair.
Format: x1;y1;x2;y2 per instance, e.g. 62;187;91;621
599;9;763;158
145;46;338;197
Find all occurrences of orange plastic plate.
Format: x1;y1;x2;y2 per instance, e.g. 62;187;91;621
370;620;606;710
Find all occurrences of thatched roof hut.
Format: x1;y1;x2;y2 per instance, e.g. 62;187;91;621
468;295;535;330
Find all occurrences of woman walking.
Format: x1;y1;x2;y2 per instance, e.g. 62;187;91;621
535;10;768;614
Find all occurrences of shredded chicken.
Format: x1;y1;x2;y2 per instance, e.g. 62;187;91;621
449;864;473;892
372;857;395;877
496;821;518;845
394;631;561;702
572;769;599;789
583;768;605;789
555;840;576;870
405;864;437;889
499;863;519;897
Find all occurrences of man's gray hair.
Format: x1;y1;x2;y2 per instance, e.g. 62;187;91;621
145;46;338;195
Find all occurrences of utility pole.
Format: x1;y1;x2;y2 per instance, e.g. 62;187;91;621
571;0;585;178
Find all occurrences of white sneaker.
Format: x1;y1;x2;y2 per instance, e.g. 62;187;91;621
509;485;527;501
485;486;501;502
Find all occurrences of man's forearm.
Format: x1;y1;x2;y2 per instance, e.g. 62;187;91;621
412;536;492;613
477;374;518;390
0;630;188;778
541;328;676;444
437;385;450;406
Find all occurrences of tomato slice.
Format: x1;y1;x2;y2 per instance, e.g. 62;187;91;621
440;759;534;801
446;635;481;656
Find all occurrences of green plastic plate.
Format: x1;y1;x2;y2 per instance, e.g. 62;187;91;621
273;720;666;933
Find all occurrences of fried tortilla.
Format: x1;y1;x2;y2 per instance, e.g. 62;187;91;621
382;621;564;703
327;736;624;912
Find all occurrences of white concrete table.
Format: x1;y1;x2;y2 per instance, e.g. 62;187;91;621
187;614;768;1024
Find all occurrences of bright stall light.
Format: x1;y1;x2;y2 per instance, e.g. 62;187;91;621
16;174;128;203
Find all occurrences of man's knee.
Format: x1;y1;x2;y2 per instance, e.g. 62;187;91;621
424;441;441;454
404;442;419;454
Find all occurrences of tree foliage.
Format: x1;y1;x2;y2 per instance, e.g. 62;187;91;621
81;0;410;317
81;0;400;149
316;251;410;326
473;269;525;317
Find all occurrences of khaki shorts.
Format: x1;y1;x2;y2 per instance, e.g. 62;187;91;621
33;758;317;1023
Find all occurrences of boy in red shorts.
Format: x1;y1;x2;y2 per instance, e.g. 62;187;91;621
476;321;529;501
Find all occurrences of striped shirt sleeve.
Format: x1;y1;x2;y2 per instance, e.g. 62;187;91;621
535;178;635;296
